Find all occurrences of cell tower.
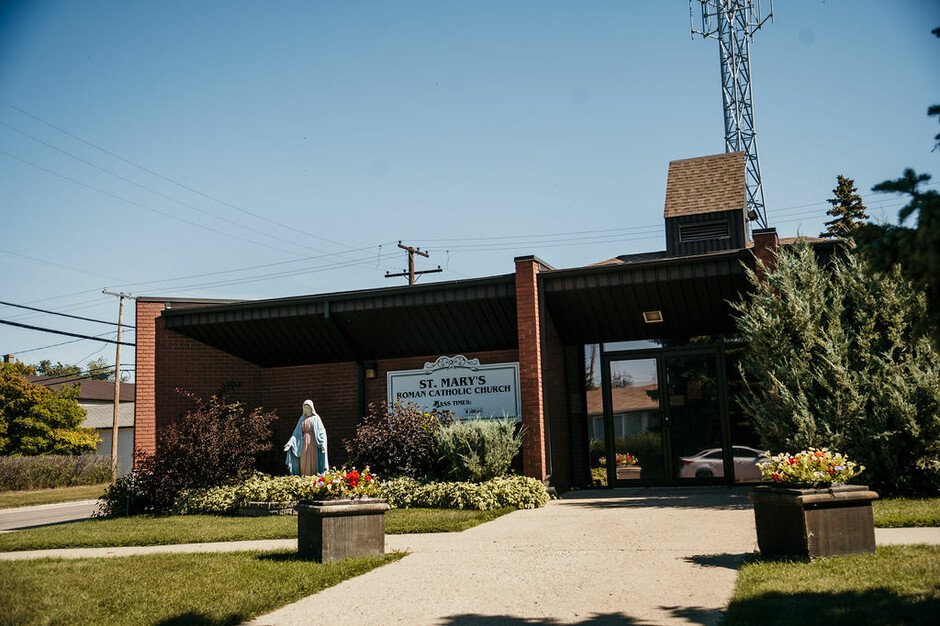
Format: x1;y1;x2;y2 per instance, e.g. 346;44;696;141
691;0;773;229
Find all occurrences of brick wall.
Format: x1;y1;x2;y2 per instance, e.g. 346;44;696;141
260;362;359;471
564;344;592;487
541;302;570;490
752;227;779;279
134;301;162;457
135;300;263;459
515;257;548;481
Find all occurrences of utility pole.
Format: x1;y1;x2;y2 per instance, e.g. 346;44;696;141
103;289;132;481
385;241;442;285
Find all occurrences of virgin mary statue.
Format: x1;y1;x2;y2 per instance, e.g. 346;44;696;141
284;399;329;475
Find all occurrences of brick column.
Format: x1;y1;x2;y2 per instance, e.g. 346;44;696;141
514;255;552;482
134;300;165;459
752;227;779;280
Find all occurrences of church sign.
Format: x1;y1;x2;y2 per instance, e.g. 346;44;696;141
387;355;521;421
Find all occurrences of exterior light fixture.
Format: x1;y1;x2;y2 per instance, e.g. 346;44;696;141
364;362;377;379
643;310;664;324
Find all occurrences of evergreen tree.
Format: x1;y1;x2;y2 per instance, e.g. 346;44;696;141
731;243;940;496
856;28;940;345
820;175;868;238
856;169;940;345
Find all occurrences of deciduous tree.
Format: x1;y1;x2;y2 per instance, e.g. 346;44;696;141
0;363;97;455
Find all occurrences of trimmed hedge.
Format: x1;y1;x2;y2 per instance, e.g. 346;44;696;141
0;455;111;491
169;473;551;515
378;476;550;511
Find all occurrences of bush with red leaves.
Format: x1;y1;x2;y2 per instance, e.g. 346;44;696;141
135;387;277;513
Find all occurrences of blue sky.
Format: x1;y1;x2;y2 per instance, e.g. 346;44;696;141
1;0;938;379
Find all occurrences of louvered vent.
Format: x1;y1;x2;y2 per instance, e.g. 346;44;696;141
678;220;730;243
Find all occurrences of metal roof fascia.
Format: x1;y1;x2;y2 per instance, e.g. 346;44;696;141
539;249;750;292
161;274;515;324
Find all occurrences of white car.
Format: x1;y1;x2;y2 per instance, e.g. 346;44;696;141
679;446;770;481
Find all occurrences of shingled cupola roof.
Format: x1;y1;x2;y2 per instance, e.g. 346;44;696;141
664;151;746;219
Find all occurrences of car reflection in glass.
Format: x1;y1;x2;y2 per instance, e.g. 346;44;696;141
679;446;770;481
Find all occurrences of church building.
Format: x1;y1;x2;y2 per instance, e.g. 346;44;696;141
134;151;833;491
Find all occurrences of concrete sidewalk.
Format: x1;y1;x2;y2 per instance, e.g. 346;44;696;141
253;488;759;625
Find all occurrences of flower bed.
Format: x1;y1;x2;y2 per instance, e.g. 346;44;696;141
760;448;863;486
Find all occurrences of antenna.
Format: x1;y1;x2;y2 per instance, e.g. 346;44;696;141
691;0;773;229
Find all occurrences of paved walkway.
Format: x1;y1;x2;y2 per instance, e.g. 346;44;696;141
0;499;99;532
2;489;938;624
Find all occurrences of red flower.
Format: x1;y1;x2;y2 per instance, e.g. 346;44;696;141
347;470;360;489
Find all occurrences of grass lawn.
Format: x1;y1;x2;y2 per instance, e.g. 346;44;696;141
872;497;940;528
0;550;403;625
0;483;108;509
0;507;517;552
723;545;940;625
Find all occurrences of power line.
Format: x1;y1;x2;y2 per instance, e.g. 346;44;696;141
112;241;399;292
1;99;368;254
0;300;134;328
0;247;127;284
0;150;309;257
33;367;136;388
0;319;135;346
0;119;321;255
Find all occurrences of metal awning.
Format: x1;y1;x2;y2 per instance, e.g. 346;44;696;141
541;250;753;345
160;249;757;367
161;275;518;367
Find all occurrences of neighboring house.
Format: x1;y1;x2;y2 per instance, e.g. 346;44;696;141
27;376;135;476
586;384;659;441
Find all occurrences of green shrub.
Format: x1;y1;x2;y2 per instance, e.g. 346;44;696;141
0;454;111;491
435;418;523;482
378;475;550;510
95;472;150;518
344;402;452;479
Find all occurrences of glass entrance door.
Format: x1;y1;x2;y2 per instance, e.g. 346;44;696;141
602;357;664;484
601;347;727;485
663;352;725;483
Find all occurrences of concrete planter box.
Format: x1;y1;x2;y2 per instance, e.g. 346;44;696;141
616;465;642;480
295;497;390;562
747;484;879;559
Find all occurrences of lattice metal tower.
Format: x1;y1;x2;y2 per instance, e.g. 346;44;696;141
691;0;773;229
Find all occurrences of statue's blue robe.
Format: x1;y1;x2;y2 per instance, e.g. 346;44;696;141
285;410;329;475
